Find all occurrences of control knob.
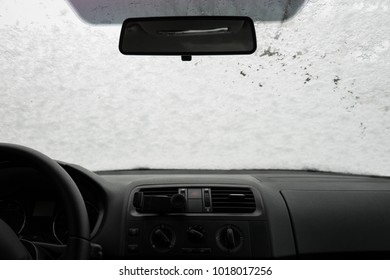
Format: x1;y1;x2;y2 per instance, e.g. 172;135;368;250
216;225;243;252
187;225;205;241
150;224;176;251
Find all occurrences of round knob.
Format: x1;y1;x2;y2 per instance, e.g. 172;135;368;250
150;224;176;251
170;194;186;210
187;225;205;241
216;225;243;252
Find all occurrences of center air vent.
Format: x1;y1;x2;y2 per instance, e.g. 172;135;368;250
211;187;256;213
133;186;256;214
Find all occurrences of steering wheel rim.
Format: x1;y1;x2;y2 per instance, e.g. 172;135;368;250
0;143;90;259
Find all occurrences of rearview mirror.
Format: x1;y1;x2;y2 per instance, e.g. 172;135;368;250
119;16;257;61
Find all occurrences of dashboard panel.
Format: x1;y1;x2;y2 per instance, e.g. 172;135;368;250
1;161;390;259
124;184;270;259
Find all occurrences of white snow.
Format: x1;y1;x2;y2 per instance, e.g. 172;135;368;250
1;0;390;175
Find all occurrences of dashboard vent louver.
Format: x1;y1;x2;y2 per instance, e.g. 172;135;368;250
211;187;256;213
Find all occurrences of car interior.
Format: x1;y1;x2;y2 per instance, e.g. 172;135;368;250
1;143;390;259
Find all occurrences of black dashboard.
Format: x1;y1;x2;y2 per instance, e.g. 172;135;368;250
1;162;390;259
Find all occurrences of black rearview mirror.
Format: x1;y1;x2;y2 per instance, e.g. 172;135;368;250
119;16;256;60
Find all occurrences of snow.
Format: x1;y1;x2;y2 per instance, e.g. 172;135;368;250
0;0;390;175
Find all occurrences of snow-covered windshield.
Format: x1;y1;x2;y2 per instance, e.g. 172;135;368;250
1;1;389;175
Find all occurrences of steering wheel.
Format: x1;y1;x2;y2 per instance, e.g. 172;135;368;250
0;143;90;259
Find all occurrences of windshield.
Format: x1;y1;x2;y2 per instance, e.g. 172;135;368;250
1;1;389;175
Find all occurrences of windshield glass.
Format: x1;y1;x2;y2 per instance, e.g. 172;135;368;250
1;1;389;175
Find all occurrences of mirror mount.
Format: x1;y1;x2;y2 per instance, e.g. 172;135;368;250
181;55;192;62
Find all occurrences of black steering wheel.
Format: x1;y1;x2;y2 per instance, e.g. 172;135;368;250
0;143;90;259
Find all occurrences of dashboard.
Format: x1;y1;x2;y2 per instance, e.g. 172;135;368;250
1;161;390;259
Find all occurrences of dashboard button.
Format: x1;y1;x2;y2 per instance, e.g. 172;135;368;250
199;248;211;254
128;228;140;236
127;244;139;253
192;248;211;254
188;189;202;199
182;248;193;254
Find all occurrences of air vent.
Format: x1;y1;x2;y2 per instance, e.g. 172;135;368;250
211;187;256;213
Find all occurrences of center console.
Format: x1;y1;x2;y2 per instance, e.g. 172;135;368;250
124;184;270;259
